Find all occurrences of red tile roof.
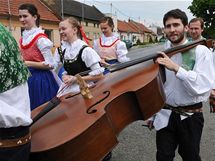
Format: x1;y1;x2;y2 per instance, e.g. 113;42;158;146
128;19;153;34
0;0;60;22
118;20;138;33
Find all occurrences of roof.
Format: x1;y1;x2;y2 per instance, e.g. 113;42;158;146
128;19;153;34
117;20;138;33
42;0;104;21
0;0;60;22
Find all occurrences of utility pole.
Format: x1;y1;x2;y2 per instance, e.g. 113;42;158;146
61;0;64;19
110;3;112;17
82;1;85;22
7;0;12;32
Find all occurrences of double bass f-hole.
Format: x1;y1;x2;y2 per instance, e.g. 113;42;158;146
87;91;110;114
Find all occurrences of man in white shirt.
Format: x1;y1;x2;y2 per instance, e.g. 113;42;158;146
0;23;32;161
188;18;215;113
151;9;215;161
188;17;204;41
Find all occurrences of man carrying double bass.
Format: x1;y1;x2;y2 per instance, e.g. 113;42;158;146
148;9;215;161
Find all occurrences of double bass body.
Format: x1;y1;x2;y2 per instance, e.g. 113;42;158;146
30;61;166;161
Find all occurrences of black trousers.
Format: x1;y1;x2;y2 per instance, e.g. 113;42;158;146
0;126;31;161
156;112;204;161
0;143;31;161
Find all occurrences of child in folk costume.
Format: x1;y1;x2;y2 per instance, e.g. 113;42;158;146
93;16;129;74
54;17;104;95
19;4;59;110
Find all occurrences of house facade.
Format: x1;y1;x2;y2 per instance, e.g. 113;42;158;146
117;19;157;45
0;0;61;46
43;0;104;46
0;0;158;48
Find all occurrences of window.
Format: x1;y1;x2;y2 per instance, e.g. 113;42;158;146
44;29;52;40
93;33;100;39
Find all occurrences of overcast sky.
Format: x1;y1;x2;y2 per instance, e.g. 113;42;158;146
76;0;194;27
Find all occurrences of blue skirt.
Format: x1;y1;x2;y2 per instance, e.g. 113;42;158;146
58;67;65;80
103;60;119;75
28;68;59;110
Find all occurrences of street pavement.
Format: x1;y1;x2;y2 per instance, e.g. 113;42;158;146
110;102;215;161
107;45;215;161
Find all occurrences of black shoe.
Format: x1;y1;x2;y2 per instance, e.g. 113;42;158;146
102;152;112;161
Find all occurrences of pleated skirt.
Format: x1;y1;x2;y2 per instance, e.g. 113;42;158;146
28;68;59;110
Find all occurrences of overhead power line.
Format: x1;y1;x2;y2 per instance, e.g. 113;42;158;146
79;0;141;22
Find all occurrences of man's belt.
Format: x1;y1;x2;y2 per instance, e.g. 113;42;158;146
0;133;31;148
0;126;31;148
164;102;203;116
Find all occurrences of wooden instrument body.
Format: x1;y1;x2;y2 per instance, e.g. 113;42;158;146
30;61;165;161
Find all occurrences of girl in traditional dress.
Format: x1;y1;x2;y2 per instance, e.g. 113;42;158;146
54;17;104;95
93;16;129;74
93;16;130;161
19;3;59;110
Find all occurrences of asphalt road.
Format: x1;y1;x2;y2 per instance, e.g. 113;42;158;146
110;102;215;161
108;45;215;161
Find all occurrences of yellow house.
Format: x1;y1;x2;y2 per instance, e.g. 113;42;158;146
0;0;61;46
42;0;104;46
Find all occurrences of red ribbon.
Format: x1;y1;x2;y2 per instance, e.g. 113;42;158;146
80;26;92;47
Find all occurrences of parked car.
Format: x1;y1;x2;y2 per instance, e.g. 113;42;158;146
122;40;132;49
159;37;166;43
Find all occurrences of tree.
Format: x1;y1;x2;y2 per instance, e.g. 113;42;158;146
188;0;215;39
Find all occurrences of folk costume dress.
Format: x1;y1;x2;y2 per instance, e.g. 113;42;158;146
0;23;32;161
93;33;129;74
55;39;104;95
20;28;59;110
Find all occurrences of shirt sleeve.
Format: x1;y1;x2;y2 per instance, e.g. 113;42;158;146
176;45;215;96
0;83;32;128
82;47;104;75
37;37;57;68
116;41;130;63
93;39;99;53
53;47;61;64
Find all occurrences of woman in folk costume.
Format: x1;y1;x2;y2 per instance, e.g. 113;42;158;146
93;16;129;161
19;3;59;110
54;17;104;95
93;16;130;74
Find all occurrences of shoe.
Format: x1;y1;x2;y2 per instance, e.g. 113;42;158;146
102;152;112;161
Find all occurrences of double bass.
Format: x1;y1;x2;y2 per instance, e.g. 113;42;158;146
30;39;212;161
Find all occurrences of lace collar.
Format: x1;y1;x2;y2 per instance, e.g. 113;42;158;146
22;27;44;45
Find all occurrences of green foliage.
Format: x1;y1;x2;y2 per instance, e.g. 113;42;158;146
188;0;215;39
149;36;153;43
136;39;141;45
155;37;158;43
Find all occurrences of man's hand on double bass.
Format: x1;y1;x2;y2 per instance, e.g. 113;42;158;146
156;52;180;73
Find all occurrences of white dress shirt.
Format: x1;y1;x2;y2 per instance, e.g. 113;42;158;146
153;39;215;130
